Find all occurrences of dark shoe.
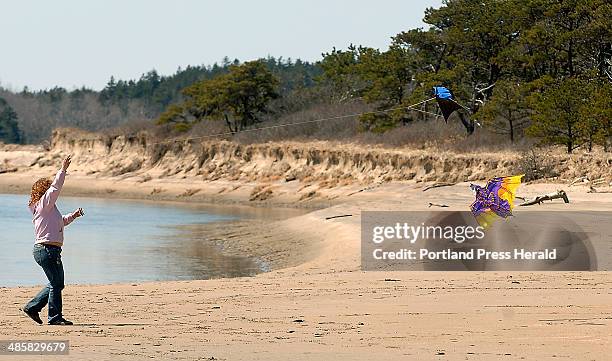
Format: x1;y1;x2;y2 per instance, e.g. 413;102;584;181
21;308;43;325
49;318;73;326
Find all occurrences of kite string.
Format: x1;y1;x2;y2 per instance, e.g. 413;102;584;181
148;97;439;145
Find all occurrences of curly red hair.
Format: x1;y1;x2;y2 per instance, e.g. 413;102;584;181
29;178;52;206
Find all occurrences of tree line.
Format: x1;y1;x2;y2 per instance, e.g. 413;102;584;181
316;0;611;152
0;56;321;143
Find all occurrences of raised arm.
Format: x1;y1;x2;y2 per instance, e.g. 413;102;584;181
39;170;66;210
39;155;71;211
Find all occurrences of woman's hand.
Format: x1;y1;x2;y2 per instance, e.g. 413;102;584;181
75;208;85;217
61;155;72;172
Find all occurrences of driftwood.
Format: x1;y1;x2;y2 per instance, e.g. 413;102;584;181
346;182;383;197
571;176;612;193
422;182;456;192
346;189;366;197
0;167;17;174
569;176;607;187
519;190;569;206
180;188;201;197
591;178;606;186
588;186;612;194
428;202;449;208
325;214;353;220
569;176;588;186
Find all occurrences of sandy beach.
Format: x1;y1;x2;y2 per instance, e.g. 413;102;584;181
1;137;611;360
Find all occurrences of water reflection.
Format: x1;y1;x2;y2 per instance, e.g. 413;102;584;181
0;194;297;286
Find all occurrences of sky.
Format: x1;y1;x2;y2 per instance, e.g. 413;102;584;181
0;0;442;91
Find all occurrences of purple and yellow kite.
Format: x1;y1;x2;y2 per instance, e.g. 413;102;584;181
470;174;524;228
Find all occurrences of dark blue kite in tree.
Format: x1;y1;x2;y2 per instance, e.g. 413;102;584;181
433;86;476;134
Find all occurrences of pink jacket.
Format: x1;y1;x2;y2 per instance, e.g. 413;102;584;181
29;170;79;246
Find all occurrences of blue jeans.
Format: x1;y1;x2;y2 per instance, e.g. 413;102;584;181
24;244;64;324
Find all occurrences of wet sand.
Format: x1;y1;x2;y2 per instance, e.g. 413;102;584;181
1;171;611;360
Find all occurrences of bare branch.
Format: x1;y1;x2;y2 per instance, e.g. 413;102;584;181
422;182;456;192
428;202;449;208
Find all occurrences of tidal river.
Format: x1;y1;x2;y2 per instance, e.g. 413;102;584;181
0;194;266;287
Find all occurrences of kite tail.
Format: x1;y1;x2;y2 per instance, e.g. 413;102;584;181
475;210;499;229
458;112;475;135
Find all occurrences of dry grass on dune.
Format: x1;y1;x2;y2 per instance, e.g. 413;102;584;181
95;101;529;153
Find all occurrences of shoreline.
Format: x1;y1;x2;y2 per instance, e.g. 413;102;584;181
0;174;318;286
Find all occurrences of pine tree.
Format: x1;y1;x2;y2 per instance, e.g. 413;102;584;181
527;78;587;153
157;61;279;133
0;98;22;144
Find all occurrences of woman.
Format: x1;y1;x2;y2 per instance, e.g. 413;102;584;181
21;155;84;325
